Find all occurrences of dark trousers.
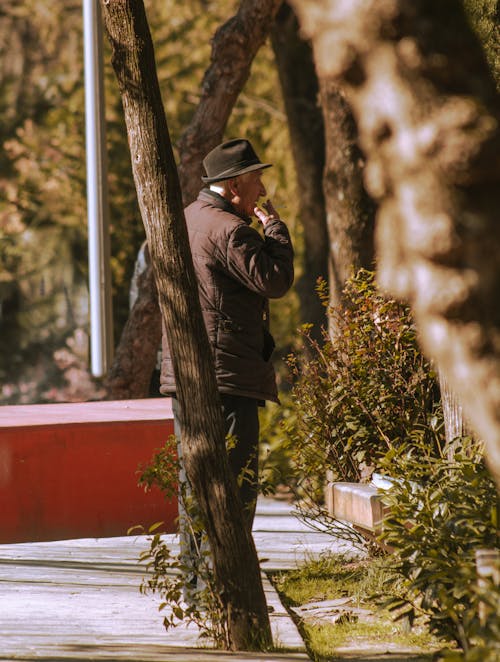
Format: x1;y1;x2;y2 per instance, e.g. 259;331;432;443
172;394;260;597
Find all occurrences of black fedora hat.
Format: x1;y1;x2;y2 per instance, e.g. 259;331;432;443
201;138;272;184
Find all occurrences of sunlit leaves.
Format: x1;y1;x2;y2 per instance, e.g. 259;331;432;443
283;269;443;501
380;439;499;656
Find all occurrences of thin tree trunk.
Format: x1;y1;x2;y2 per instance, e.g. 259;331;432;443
270;3;328;339
319;78;375;321
105;0;281;399
101;0;272;649
291;0;500;489
439;371;464;460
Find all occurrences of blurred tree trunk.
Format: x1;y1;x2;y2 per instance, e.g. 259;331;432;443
270;3;329;339
105;0;281;398
101;0;272;649
291;0;500;489
319;78;376;323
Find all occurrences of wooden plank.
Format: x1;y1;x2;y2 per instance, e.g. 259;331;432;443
0;498;360;660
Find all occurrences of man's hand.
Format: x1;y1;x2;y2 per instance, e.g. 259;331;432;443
254;199;280;227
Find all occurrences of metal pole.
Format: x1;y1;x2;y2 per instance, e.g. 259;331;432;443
83;0;113;378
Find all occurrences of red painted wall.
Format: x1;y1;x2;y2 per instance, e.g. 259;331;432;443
0;399;178;543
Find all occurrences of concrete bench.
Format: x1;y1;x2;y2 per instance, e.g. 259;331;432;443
325;480;389;533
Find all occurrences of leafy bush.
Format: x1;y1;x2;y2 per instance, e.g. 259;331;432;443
138;521;230;648
258;396;296;495
278;270;499;658
284;269;443;501
379;437;500;660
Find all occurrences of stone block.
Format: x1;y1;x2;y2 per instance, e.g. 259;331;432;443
325;481;387;532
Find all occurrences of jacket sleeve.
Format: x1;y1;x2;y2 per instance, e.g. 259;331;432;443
225;218;294;298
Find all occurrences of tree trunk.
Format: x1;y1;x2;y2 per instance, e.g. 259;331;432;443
319;77;375;320
100;0;272;649
291;0;500;489
105;0;282;399
177;0;283;207
270;3;329;339
105;246;161;399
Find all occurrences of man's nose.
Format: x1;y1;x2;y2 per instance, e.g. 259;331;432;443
260;182;266;196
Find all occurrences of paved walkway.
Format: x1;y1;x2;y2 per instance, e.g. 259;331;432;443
0;498;359;661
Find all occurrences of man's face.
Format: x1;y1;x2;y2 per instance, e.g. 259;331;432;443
232;170;266;217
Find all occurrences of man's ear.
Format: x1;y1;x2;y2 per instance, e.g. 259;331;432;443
228;178;239;196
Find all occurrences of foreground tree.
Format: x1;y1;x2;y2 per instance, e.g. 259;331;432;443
101;0;272;648
105;0;281;399
291;0;500;488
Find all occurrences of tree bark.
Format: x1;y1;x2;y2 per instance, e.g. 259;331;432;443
105;0;282;399
270;4;375;336
104;246;161;399
270;3;329;338
439;370;465;461
319;78;375;319
100;0;272;649
291;0;500;488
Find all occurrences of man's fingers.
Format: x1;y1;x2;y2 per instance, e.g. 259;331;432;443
263;200;279;218
255;203;280;225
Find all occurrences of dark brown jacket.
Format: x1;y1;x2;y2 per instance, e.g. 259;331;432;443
160;189;294;403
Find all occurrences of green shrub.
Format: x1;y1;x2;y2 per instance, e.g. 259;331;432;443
379;437;500;659
284;269;443;501
276;269;499;658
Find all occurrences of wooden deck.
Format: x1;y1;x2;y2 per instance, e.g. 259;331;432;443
0;498;360;662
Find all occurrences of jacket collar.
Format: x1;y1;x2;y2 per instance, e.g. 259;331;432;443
198;188;251;225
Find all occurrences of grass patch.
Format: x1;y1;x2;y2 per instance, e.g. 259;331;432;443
274;552;398;606
271;552;444;661
302;620;437;660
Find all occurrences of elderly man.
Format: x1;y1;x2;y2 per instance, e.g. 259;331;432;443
160;138;294;595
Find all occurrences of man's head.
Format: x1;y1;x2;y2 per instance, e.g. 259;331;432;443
218;170;267;218
202;139;272;218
